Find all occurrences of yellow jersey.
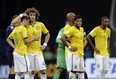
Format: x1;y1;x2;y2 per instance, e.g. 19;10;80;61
27;21;49;54
26;25;40;54
64;26;84;56
9;26;28;55
63;24;73;56
89;26;111;56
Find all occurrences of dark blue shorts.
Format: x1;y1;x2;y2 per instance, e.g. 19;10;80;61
6;51;14;68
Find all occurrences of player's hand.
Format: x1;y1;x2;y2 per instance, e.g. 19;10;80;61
66;38;71;43
22;13;28;16
94;47;100;54
69;46;78;52
33;35;39;41
40;45;46;51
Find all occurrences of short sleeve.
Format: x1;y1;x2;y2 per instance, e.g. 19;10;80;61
89;27;97;37
41;22;49;34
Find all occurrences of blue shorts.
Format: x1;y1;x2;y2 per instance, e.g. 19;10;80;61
6;51;14;68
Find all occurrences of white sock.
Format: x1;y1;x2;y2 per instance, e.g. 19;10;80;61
31;74;34;79
25;73;31;79
40;74;47;79
15;74;20;79
69;72;76;79
20;73;25;78
102;70;107;79
96;69;102;79
77;73;84;79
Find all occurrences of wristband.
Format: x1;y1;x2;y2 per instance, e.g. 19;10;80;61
43;43;47;47
19;14;23;17
68;46;71;49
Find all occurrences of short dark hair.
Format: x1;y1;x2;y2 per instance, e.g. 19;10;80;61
74;15;82;21
12;15;18;20
101;16;109;21
21;16;29;22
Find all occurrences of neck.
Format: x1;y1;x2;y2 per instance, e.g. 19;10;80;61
30;21;36;26
75;25;80;29
20;23;24;26
100;25;106;30
68;21;74;26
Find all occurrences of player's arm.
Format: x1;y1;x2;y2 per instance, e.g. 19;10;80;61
11;13;27;25
24;35;39;44
56;28;63;44
61;34;69;47
44;32;50;45
107;38;111;54
61;34;77;52
86;34;100;54
108;29;111;54
6;38;15;49
86;34;95;48
22;27;39;44
41;32;50;51
84;38;88;47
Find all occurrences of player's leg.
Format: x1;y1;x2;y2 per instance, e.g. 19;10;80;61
6;52;15;79
24;55;32;79
13;52;31;79
95;55;103;79
36;54;47;79
65;56;69;79
102;56;110;79
28;53;36;79
53;68;63;79
68;52;76;79
76;56;85;79
53;47;66;79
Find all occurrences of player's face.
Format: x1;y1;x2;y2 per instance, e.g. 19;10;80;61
29;12;36;22
67;13;76;21
102;18;109;27
24;19;29;26
70;15;75;21
75;18;82;27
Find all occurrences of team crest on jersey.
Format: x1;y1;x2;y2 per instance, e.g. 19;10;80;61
36;26;39;30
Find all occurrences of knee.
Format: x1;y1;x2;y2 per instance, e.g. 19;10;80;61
16;72;23;76
102;70;107;74
40;70;46;74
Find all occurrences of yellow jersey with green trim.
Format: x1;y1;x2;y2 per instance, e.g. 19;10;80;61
8;26;28;55
89;26;111;56
26;25;40;54
28;21;49;54
64;23;72;56
63;24;73;56
64;26;84;56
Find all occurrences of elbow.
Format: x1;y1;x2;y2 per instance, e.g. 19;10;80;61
48;33;50;38
46;32;50;38
60;36;64;42
85;34;90;41
6;38;9;42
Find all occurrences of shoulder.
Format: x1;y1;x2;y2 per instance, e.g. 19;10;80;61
95;26;100;29
19;26;26;30
36;21;44;25
80;27;84;30
92;26;100;31
106;27;111;32
64;24;71;28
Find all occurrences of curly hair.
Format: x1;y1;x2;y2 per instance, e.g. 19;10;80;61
24;7;40;20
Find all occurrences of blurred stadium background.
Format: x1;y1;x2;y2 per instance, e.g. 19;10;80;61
0;0;116;79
